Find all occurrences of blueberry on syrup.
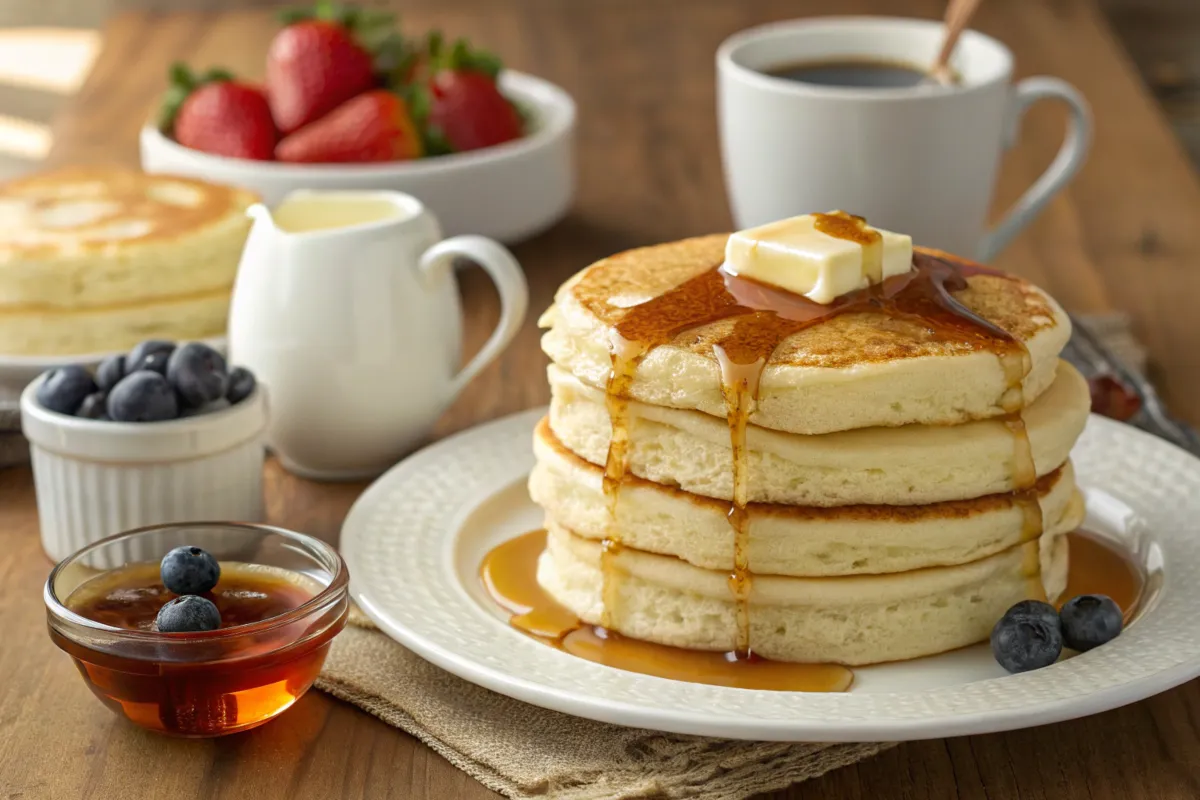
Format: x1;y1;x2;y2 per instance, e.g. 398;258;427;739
991;600;1063;674
167;342;229;408
1059;594;1123;652
107;371;179;422
156;595;221;633
36;365;98;415
160;545;221;595
95;354;126;392
225;366;256;405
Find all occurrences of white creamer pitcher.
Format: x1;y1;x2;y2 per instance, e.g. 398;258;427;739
229;190;528;481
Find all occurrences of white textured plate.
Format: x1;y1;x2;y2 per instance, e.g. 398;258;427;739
340;408;1200;741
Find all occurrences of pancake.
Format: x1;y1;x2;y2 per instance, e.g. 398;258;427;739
540;235;1070;435
548;358;1090;507
531;416;1082;576
0;287;230;355
538;521;1071;666
0;167;254;311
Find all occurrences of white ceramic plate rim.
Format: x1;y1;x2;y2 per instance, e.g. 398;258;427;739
139;71;576;178
341;408;1200;742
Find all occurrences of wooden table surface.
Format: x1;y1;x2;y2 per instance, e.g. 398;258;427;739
3;1;1200;798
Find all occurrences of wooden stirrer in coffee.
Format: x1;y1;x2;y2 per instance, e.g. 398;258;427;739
929;0;983;85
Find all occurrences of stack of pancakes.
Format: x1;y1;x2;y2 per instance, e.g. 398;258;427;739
0;167;255;355
532;234;1090;666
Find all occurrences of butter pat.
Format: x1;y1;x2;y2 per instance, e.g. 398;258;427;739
724;212;913;304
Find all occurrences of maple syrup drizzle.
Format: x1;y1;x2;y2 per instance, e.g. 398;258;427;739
479;529;854;692
580;222;1042;654
713;343;761;654
599;272;754;629
479;529;1144;690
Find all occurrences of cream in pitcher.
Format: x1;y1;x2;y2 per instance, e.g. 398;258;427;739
229;190;529;480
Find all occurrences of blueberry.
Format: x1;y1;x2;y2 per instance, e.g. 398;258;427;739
156;595;221;633
1003;599;1061;630
107;371;179;422
991;600;1063;673
1060;594;1123;652
36;365;97;415
167;343;229;409
226;366;256;405
76;391;108;420
160;545;221;595
134;350;171;377
95;355;126;392
127;340;175;374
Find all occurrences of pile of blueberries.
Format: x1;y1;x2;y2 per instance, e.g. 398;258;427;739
991;593;1123;673
156;545;223;632
35;339;256;422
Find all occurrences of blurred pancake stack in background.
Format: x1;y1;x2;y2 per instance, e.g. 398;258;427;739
0;166;253;356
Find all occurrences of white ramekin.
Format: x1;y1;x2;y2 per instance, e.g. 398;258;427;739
21;377;268;562
140;71;576;244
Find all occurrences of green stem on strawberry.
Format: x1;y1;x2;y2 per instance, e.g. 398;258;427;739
393;82;451;155
278;2;397;51
158;63;236;135
430;32;502;80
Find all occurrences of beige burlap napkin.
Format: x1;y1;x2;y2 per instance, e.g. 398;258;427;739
317;609;892;800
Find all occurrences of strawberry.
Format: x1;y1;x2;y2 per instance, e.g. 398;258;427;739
159;63;276;160
275;90;423;163
419;37;522;153
266;17;375;134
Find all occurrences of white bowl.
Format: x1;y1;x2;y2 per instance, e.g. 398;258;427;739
21;378;268;562
140;71;576;244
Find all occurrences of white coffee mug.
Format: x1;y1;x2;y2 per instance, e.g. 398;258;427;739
229;190;528;481
718;17;1091;261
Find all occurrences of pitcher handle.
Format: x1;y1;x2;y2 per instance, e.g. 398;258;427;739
977;77;1092;262
419;235;529;400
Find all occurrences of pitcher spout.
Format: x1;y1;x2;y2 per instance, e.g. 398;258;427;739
246;202;277;228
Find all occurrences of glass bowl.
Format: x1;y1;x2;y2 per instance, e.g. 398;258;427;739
45;522;349;737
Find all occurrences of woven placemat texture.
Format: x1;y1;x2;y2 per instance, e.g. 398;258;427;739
318;611;892;800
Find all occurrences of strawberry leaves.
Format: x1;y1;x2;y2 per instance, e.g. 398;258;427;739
395;81;454;156
278;2;397;53
429;32;502;80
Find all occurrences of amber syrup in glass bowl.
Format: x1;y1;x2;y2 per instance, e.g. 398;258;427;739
45;523;349;737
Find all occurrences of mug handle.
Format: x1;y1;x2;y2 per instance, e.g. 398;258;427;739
977;77;1092;263
419;235;530;400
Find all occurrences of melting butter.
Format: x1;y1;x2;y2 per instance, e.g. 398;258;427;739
724;212;913;304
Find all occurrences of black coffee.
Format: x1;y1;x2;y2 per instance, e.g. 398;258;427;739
765;58;932;88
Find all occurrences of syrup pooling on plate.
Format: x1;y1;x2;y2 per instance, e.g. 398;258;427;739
479;529;854;691
479;529;1144;690
1061;531;1144;622
576;224;1039;658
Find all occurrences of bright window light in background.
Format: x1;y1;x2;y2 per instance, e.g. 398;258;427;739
0;28;100;165
0;28;100;93
0;113;51;158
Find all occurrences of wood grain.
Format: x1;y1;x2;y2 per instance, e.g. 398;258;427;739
2;1;1199;798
